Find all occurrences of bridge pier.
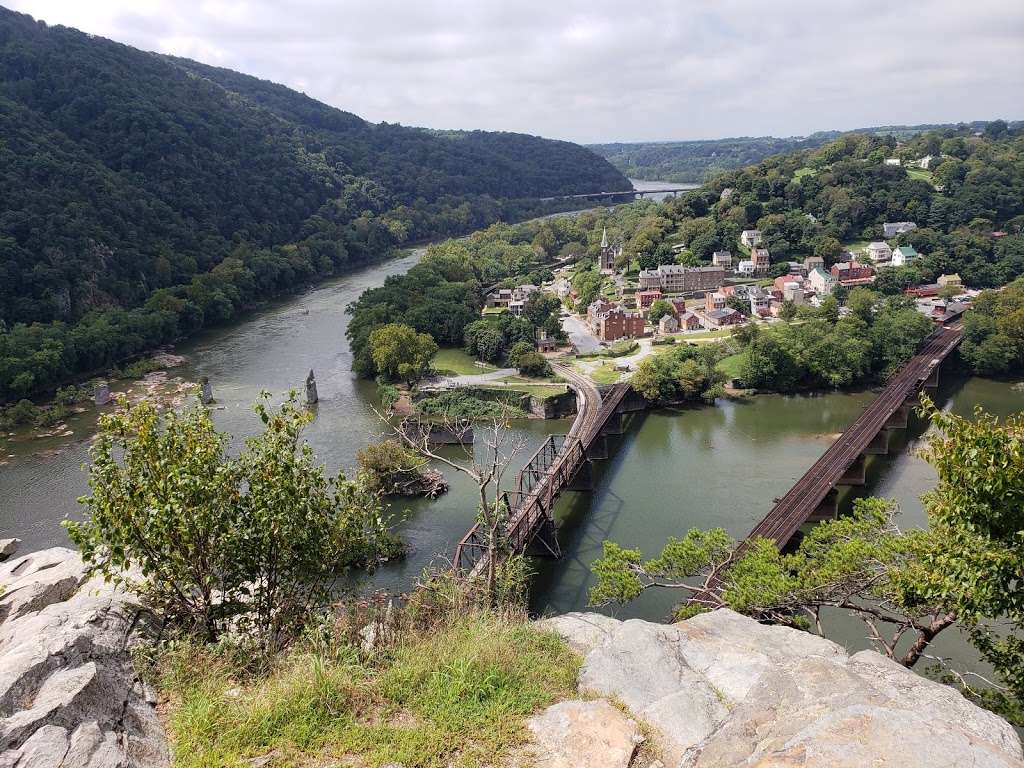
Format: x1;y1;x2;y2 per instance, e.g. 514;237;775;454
808;489;839;521
837;454;867;486
865;428;891;455
585;435;608;460
567;460;593;492
886;401;913;430
924;366;940;389
602;411;624;436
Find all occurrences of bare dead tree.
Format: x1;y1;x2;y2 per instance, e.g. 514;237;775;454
373;403;529;597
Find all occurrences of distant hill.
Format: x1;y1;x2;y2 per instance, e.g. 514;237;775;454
589;121;1022;183
0;7;627;399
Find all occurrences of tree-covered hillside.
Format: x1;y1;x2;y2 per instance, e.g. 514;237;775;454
0;7;627;400
590;122;1022;184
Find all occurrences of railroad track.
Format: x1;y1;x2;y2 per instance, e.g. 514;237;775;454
693;322;964;602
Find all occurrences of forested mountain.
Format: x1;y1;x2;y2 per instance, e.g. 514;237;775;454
0;7;627;400
590;121;1022;183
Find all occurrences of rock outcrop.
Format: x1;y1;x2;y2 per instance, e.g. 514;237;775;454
539;609;1024;768
0;548;168;767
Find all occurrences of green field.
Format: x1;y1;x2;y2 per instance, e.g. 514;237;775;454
717;351;748;379
794;166;818;180
586;362;622;385
431;348;497;376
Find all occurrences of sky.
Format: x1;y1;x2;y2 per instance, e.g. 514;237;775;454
9;0;1024;144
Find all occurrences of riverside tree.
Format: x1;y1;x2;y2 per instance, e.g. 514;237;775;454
368;322;438;383
590;395;1024;723
66;392;397;650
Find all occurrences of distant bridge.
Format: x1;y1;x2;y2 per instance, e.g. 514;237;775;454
690;320;965;605
538;187;692;202
454;364;644;576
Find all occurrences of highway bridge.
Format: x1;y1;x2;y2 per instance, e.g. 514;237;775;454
690;321;964;605
537;187;693;202
454;364;640;575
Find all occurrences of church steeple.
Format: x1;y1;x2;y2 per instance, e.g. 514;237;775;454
600;227;609;249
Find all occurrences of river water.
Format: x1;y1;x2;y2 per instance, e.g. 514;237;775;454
2;185;1021;675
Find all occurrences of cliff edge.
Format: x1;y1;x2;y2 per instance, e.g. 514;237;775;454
535;609;1023;768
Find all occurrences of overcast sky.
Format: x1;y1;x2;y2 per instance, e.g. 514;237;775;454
10;0;1024;143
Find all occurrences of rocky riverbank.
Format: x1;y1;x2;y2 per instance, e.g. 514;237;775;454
0;548;167;767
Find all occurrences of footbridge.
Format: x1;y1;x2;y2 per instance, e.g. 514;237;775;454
454;365;644;575
692;321;964;604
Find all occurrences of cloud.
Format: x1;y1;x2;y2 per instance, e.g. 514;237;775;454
9;0;1024;142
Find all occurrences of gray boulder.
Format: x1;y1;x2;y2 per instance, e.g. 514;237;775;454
0;540;18;562
543;609;1024;768
0;548;168;767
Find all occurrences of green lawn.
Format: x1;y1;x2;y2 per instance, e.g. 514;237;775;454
842;239;872;256
717;351;748;379
431;348;497;376
681;328;733;341
906;166;936;186
794;166;818;180
587;363;622;385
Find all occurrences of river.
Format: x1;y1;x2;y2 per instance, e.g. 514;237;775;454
1;185;1021;675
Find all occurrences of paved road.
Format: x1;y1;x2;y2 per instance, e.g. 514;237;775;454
422;368;517;389
561;314;602;354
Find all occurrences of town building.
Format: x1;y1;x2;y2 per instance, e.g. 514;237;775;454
808;267;838;296
597;307;646;341
803;255;825;274
705;291;727;313
669;298;688;317
737;260;755;276
702;308;743;328
773;274;806;293
711;250;733;269
587;299;617;332
748;286;771;317
508;284;539;316
740;229;763;248
550;277;572;299
831;260;875;286
638;269;663;291
866;242;893;263
882;221;917;238
891;245;918;267
884;157;902;166
598;228;619;272
651;264;726;294
750;247;771;275
678;310;702;331
782;281;806;305
636;289;663;311
658;314;679;334
937;273;963;288
536;329;557;352
485;287;513;308
787;261;806;276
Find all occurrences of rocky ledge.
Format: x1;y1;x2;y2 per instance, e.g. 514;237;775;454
536;609;1024;768
0;548;168;767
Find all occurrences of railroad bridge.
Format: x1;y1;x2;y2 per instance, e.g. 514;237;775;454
454;365;646;575
691;321;964;604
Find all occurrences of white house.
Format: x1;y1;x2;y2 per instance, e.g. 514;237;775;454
740;229;763;248
748;286;770;317
809;267;838;296
883;221;917;238
884;158;902;167
866;242;893;263
891;245;919;267
711;250;733;268
737;259;755;276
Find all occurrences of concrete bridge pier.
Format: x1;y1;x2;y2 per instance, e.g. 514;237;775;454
837;454;867;486
866;428;892;455
585;435;608;460
924;366;940;390
602;411;624;436
886;401;913;431
808;489;839;521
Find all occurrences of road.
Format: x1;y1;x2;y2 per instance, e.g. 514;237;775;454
561;314;603;354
